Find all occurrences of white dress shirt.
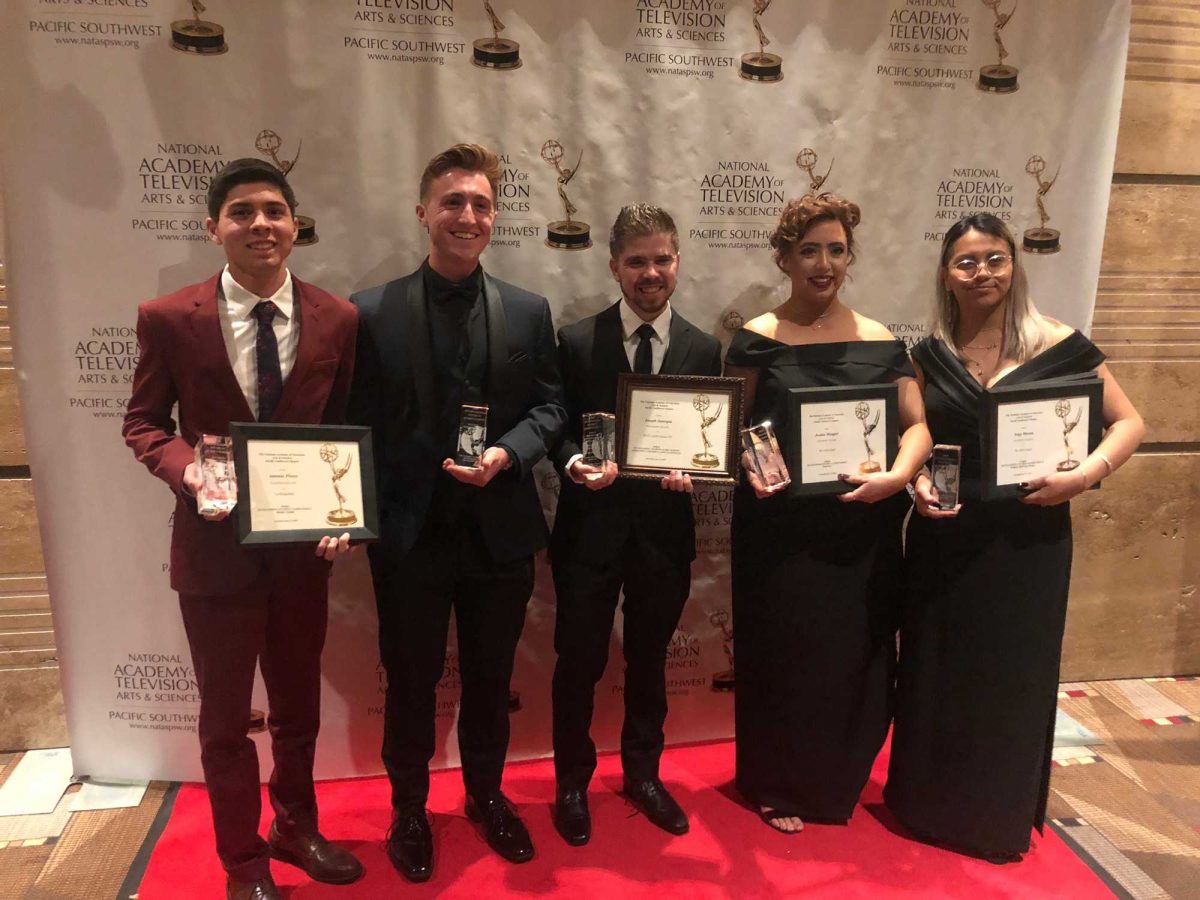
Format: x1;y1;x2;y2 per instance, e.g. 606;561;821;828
620;299;672;374
217;266;299;418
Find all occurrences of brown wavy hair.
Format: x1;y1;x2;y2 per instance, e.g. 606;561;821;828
769;193;861;272
418;143;501;201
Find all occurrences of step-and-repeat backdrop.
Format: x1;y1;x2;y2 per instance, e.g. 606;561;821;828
0;1;1128;781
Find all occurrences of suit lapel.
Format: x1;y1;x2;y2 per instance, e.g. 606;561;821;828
595;301;631;377
659;309;694;375
401;273;437;432
271;276;321;423
187;274;254;423
483;272;509;398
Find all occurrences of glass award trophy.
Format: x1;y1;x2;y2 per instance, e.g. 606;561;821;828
740;421;791;489
456;404;489;467
581;412;616;466
195;434;237;515
930;443;961;509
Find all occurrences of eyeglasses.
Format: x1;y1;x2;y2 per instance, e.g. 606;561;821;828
949;253;1013;279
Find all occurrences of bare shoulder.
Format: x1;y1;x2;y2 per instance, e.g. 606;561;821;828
742;311;779;338
1041;316;1076;345
852;312;896;341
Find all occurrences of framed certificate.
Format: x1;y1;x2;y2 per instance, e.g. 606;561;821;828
784;383;900;496
229;423;380;545
979;375;1104;500
615;373;745;485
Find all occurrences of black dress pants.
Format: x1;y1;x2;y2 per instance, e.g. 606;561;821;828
371;518;533;811
551;544;691;790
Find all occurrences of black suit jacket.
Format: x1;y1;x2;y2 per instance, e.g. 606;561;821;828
349;267;567;563
550;301;723;570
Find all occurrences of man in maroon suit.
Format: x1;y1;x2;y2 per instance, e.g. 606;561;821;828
123;158;363;900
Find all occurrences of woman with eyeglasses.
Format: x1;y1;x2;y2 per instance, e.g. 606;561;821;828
724;194;931;835
883;213;1144;862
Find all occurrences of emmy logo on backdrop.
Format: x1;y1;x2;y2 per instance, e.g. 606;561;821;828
855;401;882;474
255;130;319;245
170;0;227;55
977;0;1018;93
1054;399;1083;472
473;1;521;69
734;0;782;82
740;0;783;82
692;394;724;469
1023;155;1061;254
709;609;735;692
541;140;592;250
320;443;358;527
796;147;834;193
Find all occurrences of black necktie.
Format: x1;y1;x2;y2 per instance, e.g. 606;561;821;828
634;323;655;374
252;300;283;421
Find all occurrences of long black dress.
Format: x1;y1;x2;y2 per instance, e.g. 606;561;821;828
728;332;913;822
884;332;1105;857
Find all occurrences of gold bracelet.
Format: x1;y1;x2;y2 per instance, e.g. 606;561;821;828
1096;452;1113;477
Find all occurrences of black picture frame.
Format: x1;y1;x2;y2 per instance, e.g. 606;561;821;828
784;383;900;497
615;373;745;485
229;422;379;546
979;375;1104;501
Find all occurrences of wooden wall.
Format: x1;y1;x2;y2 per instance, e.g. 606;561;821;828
0;2;1196;747
1062;0;1200;680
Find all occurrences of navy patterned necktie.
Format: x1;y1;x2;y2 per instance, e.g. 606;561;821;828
634;322;655;374
252;300;283;421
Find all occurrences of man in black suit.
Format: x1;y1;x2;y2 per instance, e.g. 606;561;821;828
549;204;722;845
348;144;566;880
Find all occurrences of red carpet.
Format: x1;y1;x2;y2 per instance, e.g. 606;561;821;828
138;739;1109;898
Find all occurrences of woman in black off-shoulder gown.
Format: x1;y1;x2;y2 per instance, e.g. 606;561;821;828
725;194;931;832
884;214;1144;860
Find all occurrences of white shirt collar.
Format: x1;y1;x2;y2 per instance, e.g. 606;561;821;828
221;266;295;321
619;299;672;343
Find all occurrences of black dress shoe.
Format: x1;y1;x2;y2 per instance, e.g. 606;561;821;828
268;821;364;884
226;875;280;900
385;807;434;883
466;793;535;863
623;778;689;835
553;788;591;846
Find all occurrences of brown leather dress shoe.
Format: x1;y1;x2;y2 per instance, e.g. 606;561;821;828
226;875;280;900
267;821;364;884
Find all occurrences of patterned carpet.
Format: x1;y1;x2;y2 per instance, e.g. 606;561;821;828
1048;677;1200;900
0;677;1196;899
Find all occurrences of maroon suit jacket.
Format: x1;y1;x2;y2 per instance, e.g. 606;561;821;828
123;272;358;596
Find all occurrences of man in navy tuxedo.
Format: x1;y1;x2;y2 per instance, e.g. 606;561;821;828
348;144;566;880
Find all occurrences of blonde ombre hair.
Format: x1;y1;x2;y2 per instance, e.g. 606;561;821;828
933;213;1050;363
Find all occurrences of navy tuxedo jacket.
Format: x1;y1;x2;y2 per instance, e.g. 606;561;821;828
348;267;567;564
123;272;358;596
550;301;723;570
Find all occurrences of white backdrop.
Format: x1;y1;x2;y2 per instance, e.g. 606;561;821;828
0;0;1129;780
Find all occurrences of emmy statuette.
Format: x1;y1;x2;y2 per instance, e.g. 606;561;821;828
709;609;735;692
977;0;1019;93
740;0;783;82
855;401;882;475
170;0;227;55
1023;155;1061;254
541;140;592;250
473;1;521;69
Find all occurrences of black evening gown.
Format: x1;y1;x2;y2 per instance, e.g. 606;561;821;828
728;332;913;822
884;332;1105;857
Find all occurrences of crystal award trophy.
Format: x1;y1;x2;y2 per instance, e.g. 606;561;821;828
456;404;489;467
581;412;616;466
740;421;791;489
195;434;237;515
929;443;961;509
